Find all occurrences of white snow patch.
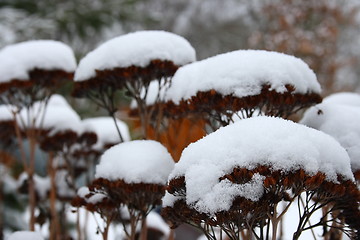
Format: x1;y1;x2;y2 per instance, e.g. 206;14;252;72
74;30;196;81
130;80;168;108
166;50;320;103
301;102;360;171
81;117;130;150
16;95;82;135
77;186;90;198
7;231;44;240
87;193;107;205
147;211;171;238
95;140;174;184
323;92;360;107
55;170;76;199
0;40;76;83
163;116;353;214
0;104;13;121
17;173;50;200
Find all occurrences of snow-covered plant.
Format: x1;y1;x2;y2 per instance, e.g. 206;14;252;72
300;92;360;238
162;117;360;240
165;50;322;131
0;40;76;231
72;30;195;138
27;95;131;239
72;140;174;240
301;92;360;182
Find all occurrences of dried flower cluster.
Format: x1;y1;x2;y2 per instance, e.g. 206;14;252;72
0;69;73;107
72;178;167;240
163;166;360;239
165;85;322;129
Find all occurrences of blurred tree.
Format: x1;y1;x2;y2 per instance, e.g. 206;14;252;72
0;0;140;57
248;0;360;95
2;0;360;94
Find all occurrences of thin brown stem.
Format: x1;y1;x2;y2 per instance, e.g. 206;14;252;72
28;128;37;231
49;152;60;240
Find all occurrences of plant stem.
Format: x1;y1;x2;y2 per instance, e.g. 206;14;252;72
28;133;37;231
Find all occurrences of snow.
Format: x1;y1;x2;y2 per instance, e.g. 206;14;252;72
165;50;321;103
322;92;360;107
74;30;196;81
56;170;76;199
0;40;76;83
87;193;107;205
163;116;353;214
81;117;130;150
300;101;360;171
0;104;13;121
7;231;44;240
95;140;174;184
77;186;90;198
17;173;50;200
45;94;72;107
146;211;171;238
130;80;168;108
16;95;82;135
76;186;106;205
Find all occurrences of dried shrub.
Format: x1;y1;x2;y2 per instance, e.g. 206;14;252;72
164;85;322;129
162;166;360;240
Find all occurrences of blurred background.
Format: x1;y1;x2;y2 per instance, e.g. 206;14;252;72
1;0;360;97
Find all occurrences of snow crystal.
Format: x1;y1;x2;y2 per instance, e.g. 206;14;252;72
74;30;196;81
95;140;174;184
77;186;90;198
163;116;353;214
301;102;360;171
0;40;76;83
166;50;320;103
7;231;44;240
81;117;130;150
323;92;360;107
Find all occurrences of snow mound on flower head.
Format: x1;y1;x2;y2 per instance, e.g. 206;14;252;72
74;30;196;81
8;231;44;240
81;117;130;150
166;50;320;104
0;40;76;83
16;95;82;135
95;140;174;184
301;102;360;171
323;92;360;107
163;116;353;213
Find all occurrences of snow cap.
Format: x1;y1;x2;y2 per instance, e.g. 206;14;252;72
166;50;320;103
74;30;196;81
301;102;360;171
0;40;76;83
95;140;174;184
16;95;82;135
322;92;360;107
163;116;353;214
81;117;130;150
